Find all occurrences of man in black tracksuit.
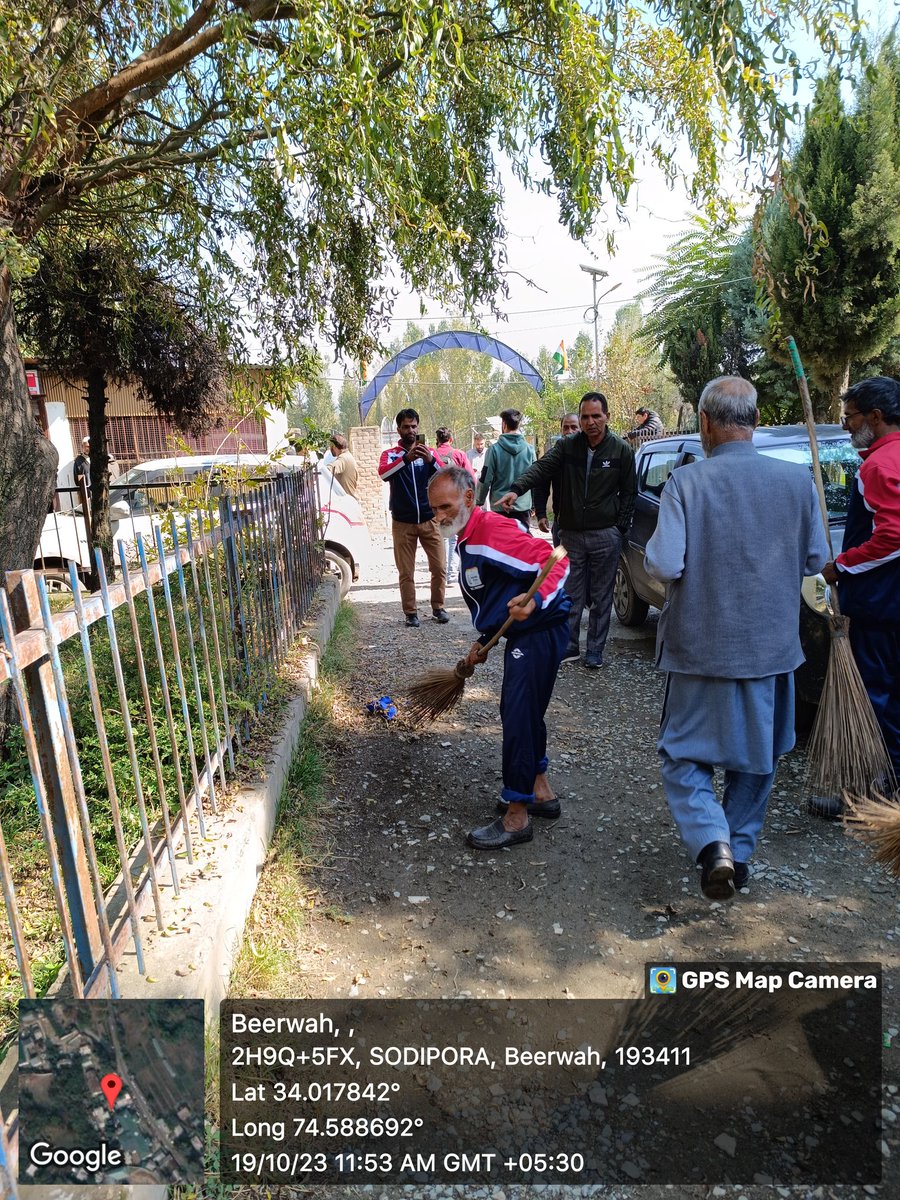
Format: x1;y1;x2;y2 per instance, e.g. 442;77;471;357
499;392;636;669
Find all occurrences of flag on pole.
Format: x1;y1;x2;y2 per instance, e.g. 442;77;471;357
552;340;568;377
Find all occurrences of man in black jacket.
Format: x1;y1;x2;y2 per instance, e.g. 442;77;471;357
499;392;636;668
73;436;90;492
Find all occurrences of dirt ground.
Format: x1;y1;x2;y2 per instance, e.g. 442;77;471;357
244;534;900;1200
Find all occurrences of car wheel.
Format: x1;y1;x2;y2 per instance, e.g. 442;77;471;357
38;567;83;595
324;549;353;597
613;561;649;626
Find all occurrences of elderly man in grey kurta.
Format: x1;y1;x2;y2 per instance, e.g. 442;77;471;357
645;376;828;901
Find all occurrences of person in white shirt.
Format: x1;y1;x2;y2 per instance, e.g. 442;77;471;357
466;432;487;479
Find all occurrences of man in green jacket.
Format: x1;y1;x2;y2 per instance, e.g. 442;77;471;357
499;392;636;668
476;409;535;519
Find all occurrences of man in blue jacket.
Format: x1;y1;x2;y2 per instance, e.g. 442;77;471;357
428;467;571;850
645;376;828;901
378;408;449;627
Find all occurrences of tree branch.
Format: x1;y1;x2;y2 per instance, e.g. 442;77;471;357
60;1;301;133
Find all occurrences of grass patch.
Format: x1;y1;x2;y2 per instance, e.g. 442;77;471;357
228;602;356;999
169;1023;233;1200
0;554;328;1056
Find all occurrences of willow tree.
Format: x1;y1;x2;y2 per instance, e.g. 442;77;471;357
0;0;866;584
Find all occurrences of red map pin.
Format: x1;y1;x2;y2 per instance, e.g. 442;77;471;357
101;1073;123;1111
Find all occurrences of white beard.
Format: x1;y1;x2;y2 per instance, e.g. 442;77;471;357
438;505;472;539
851;423;876;450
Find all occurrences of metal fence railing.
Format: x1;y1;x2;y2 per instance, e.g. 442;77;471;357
0;468;322;1191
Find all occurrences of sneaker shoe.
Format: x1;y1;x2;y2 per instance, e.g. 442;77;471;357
560;646;581;664
432;608;450;623
583;652;604;668
405;613;420;628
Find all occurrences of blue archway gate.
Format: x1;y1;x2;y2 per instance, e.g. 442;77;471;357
358;330;544;422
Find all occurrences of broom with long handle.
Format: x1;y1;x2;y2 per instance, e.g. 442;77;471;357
787;338;896;812
406;544;568;727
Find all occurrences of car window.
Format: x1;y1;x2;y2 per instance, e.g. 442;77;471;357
640;451;681;498
760;440;860;520
115;467;151;486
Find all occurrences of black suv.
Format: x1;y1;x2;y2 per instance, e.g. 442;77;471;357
613;425;859;721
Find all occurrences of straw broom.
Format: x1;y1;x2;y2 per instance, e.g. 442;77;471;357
843;790;900;876
787;337;896;804
406;544;567;727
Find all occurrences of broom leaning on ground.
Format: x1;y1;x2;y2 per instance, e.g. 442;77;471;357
406;544;567;728
787;338;896;812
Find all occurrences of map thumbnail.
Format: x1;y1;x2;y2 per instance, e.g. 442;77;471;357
18;998;204;1185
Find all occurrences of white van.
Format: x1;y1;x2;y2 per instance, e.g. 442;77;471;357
36;454;370;598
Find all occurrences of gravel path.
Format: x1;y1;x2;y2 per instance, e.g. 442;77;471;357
257;533;900;1200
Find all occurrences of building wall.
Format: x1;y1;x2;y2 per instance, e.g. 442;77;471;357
349;426;387;534
44;402;77;496
38;369;275;472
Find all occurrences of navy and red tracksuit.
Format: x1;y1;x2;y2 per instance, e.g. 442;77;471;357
836;429;900;777
456;507;572;804
378;441;438;521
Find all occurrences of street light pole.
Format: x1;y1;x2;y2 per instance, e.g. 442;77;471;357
580;264;607;385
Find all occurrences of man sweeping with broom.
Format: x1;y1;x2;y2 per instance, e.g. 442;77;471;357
822;376;900;787
645;377;829;900
427;467;571;850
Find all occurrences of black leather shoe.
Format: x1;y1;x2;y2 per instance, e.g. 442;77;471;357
467;817;533;850
807;794;843;820
432;608;450;623
733;862;750;890
496;798;561;819
405;613;420;628
697;840;735;901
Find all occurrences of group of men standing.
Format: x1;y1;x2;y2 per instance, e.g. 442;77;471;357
374;378;899;898
378;397;636;671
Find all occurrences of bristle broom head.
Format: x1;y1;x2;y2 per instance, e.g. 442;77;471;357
844;791;900;877
805;629;896;800
406;660;474;728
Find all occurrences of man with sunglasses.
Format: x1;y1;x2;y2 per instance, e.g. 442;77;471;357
823;376;900;785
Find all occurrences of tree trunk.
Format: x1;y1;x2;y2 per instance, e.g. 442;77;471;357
820;361;851;422
0;267;59;747
86;368;115;582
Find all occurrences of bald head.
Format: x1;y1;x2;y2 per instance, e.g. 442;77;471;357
698;376;758;428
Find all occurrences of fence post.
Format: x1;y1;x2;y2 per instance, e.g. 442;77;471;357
5;569;103;977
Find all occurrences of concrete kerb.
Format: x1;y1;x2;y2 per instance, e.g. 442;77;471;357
11;575;341;1200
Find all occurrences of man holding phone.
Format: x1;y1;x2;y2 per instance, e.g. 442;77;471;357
378;409;449;626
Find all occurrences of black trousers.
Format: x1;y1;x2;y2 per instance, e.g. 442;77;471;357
850;622;900;780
